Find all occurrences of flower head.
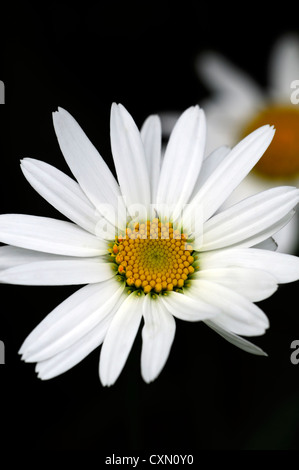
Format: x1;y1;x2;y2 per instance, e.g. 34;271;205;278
1;103;299;386
161;34;299;253
196;34;299;253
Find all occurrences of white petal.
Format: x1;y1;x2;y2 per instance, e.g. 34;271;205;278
0;245;68;269
268;33;299;100
0;214;107;256
204;320;268;356
222;171;299;255
141;295;176;383
0;246;116;282
21;158;100;234
99;292;143;386
189;146;231;200
156;106;206;218
194;267;278;302
199;187;299;251
199;247;299;284
196;52;263;109
52;107;121;226
140;115;162;204
184;125;275;227
35;292;126;380
196;210;294;253
188;280;269;336
0;257;115;285
110;103;151;211
160;290;219;322
20;279;124;361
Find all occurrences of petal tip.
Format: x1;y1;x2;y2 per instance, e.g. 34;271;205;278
57;106;67;114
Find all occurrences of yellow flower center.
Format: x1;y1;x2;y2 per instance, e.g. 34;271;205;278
241;105;299;179
110;218;195;294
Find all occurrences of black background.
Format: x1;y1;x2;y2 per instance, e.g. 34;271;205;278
1;2;299;455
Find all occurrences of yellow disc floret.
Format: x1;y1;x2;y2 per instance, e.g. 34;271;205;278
110;219;195;294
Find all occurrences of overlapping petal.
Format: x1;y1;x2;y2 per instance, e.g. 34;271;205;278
0;256;115;285
20;279;125;362
21;158;100;234
198;248;299;283
110;103;151;212
141;294;176;383
99;292;144;386
189;145;231;201
195;267;278;302
187;280;269;336
160;290;219;322
156;105;205;218
198;186;299;251
35;292;126;380
183;125;275;231
140;115;162;204
52;107;122;227
0;214;107;256
204;320;268;356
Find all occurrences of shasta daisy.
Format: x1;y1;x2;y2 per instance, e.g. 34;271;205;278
1;103;299;386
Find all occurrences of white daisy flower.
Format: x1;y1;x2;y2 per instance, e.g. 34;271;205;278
161;34;299;253
1;103;299;386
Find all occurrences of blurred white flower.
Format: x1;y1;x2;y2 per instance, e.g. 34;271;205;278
161;34;299;253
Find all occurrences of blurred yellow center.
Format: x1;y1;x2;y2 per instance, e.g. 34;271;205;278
111;219;195;294
241;105;299;178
